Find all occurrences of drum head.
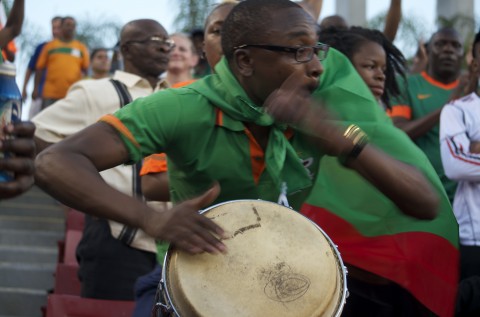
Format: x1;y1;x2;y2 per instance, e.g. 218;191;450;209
164;200;344;317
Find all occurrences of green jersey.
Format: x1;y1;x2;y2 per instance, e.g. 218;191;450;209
101;58;323;210
390;71;458;202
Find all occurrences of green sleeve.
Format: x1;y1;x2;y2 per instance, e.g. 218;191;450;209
111;89;183;164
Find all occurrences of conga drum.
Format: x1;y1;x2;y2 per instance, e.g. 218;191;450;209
155;200;347;317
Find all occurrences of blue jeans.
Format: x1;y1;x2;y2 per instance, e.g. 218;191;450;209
131;265;163;317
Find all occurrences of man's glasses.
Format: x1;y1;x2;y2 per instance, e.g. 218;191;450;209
125;36;175;51
233;43;329;62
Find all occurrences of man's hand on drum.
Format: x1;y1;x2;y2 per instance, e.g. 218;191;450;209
142;182;228;255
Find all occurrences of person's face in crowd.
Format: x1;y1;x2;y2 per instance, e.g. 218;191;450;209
51;19;62;39
91;49;111;75
470;42;480;81
191;33;204;56
61;18;76;39
203;4;235;69
168;35;198;73
123;21;171;78
238;7;323;104
351;41;386;101
428;31;463;78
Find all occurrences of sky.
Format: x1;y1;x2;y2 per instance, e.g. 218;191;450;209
10;0;480;118
20;0;448;39
19;0;480;60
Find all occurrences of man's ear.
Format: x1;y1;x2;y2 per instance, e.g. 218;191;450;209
120;44;130;59
471;59;478;72
233;49;254;77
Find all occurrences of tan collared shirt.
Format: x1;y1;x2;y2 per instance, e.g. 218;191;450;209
33;70;169;253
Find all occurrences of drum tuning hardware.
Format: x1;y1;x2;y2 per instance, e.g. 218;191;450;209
153;302;172;317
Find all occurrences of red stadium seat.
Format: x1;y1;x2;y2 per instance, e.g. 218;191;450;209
45;294;135;317
53;264;81;295
65;209;85;231
63;230;82;266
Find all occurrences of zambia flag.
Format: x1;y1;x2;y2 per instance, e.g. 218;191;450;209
303;48;459;317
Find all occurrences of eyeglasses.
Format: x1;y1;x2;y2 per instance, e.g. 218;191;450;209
233;43;329;62
125;36;175;51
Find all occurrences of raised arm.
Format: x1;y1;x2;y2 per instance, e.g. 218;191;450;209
35;122;226;254
383;0;402;42
0;0;24;48
392;108;442;140
299;0;323;22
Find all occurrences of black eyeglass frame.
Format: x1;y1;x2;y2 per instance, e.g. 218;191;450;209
233;43;329;62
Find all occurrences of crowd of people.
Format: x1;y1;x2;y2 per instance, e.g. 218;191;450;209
1;0;480;316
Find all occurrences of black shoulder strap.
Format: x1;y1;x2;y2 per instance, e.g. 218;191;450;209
110;79;140;245
110;79;133;107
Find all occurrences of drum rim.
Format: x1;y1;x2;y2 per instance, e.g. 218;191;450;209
160;199;348;317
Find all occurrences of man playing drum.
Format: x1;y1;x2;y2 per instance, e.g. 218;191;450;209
35;0;440;314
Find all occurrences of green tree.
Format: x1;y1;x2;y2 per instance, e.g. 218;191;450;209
75;14;122;50
174;0;216;32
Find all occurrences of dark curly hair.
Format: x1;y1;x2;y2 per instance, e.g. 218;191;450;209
318;26;407;108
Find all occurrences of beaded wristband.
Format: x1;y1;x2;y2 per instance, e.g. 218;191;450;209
338;124;369;166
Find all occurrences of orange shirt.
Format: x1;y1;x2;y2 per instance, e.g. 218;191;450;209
36;39;89;99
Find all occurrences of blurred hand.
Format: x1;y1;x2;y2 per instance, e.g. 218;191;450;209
142;182;228;254
449;61;479;101
0;121;36;199
31;88;39;101
264;71;352;156
410;39;428;74
21;87;27;101
470;141;480;154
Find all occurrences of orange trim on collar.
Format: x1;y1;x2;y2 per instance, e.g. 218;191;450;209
171;79;196;88
244;128;265;184
215;108;223;126
421;71;459;90
284;127;294;139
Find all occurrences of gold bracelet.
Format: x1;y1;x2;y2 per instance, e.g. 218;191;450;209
338;124;369;166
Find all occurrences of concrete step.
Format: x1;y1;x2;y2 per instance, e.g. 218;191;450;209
0;229;63;248
0;185;65;317
0;215;65;232
0;202;65;218
0;287;47;317
0;245;57;263
0;262;55;290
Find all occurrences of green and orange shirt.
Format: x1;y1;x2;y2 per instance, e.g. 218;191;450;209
389;71;458;202
100;58;322;211
36;38;89;99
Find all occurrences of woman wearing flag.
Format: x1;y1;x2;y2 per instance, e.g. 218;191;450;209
305;26;459;317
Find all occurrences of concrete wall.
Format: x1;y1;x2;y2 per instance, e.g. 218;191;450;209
336;0;367;27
